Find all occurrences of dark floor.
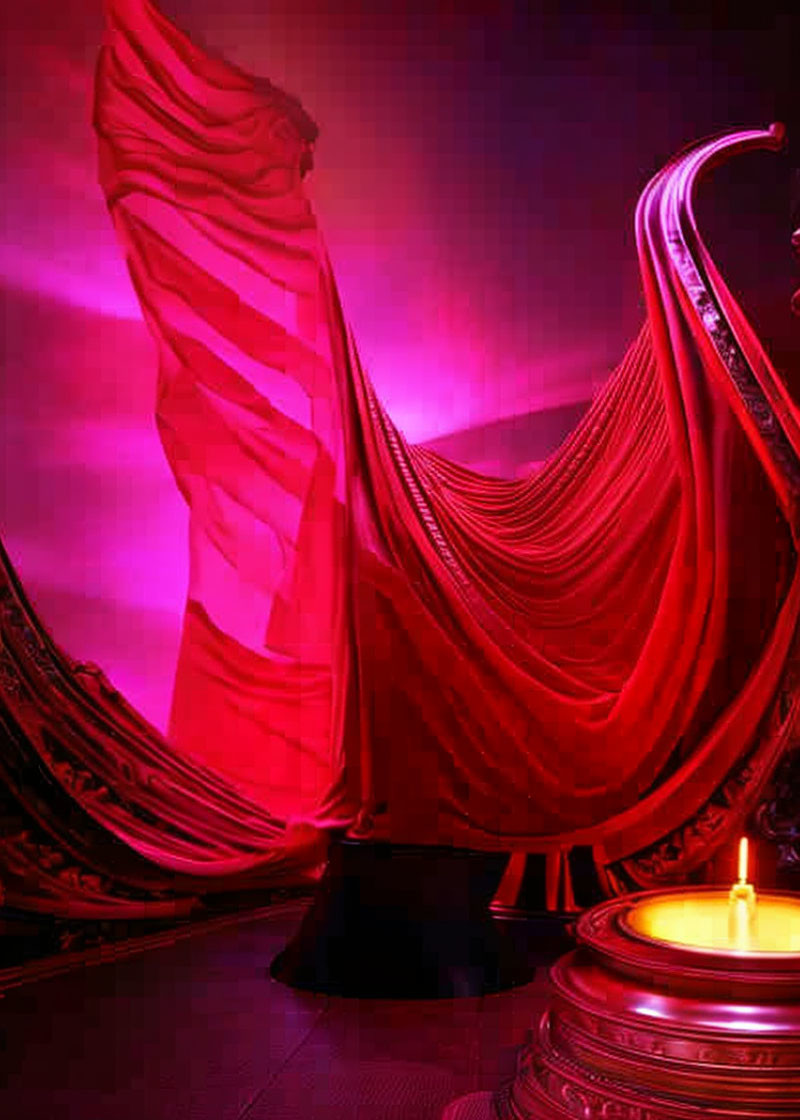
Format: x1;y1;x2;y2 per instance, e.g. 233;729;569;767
0;901;553;1120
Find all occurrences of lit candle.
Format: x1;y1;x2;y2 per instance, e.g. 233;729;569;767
728;835;757;948
738;836;749;885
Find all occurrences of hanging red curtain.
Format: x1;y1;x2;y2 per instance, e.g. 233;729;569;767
91;0;800;875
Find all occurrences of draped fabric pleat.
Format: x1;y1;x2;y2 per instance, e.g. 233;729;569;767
0;0;788;916
0;535;327;917
90;0;800;871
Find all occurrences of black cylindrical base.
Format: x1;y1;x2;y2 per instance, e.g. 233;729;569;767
270;838;533;998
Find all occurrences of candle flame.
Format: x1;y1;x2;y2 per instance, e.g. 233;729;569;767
738;836;749;885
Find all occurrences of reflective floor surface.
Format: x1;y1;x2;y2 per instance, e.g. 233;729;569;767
0;901;553;1120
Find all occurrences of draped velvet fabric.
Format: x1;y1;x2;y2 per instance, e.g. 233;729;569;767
0;535;328;917
88;0;800;879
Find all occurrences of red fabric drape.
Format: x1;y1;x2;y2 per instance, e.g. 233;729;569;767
94;0;800;867
0;533;329;917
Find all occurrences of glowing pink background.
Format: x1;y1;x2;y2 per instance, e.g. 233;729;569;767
0;0;796;729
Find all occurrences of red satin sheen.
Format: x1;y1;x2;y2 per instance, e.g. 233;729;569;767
95;0;800;866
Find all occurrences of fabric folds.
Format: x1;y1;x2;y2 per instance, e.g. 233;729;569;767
87;0;800;882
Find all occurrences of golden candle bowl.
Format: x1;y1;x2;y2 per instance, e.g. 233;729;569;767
623;888;800;955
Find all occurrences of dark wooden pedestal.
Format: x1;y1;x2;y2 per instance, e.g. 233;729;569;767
270;838;535;998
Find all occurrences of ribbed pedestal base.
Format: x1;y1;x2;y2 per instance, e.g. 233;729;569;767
445;890;800;1119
